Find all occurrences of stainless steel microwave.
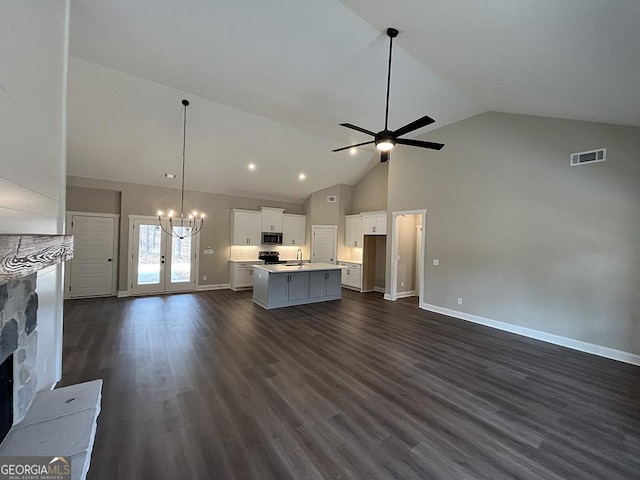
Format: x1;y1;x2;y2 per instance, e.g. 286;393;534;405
262;232;282;245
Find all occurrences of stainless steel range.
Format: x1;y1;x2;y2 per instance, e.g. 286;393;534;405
258;251;287;264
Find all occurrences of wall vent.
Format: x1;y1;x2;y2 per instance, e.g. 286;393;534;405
327;196;337;203
570;148;606;166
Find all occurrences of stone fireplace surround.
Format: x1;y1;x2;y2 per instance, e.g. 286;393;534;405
0;273;39;424
0;234;102;480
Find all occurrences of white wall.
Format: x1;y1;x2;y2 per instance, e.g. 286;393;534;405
387;112;640;358
0;1;70;388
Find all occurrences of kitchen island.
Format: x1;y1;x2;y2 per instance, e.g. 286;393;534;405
252;263;343;309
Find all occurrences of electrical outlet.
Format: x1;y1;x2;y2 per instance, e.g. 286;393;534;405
400;281;404;288
457;297;463;305
44;356;49;373
202;275;207;281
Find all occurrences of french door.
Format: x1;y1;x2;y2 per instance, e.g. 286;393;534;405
130;217;198;295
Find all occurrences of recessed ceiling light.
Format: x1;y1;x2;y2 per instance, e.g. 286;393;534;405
298;173;306;181
248;163;256;171
349;148;358;155
165;173;176;179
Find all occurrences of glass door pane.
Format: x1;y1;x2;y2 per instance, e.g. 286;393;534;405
164;225;197;292
137;224;162;285
131;220;166;295
170;227;191;283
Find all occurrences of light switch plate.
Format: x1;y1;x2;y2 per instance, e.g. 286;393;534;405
433;259;439;266
203;249;214;254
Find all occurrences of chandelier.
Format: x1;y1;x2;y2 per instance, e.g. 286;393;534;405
157;99;205;239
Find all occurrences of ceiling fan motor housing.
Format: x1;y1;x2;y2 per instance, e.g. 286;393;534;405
375;130;396;150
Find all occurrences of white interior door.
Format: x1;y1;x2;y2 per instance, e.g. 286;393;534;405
131;218;198;295
68;214;117;298
311;226;337;264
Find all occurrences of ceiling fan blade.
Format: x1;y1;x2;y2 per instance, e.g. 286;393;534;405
332;140;375;152
340;123;376;137
380;151;390;163
393;115;436;138
396;138;445;150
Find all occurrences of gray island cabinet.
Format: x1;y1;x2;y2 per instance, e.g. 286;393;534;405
252;263;343;309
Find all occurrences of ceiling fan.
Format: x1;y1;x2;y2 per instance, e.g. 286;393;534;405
333;27;444;163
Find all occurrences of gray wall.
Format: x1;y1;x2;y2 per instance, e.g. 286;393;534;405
387;112;640;355
0;1;70;389
66;176;302;288
351;162;388;213
67;186;121;214
302;184;353;260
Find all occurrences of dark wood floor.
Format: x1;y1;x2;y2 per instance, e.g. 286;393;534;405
61;289;640;480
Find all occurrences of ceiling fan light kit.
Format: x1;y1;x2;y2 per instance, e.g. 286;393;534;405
157;99;205;240
333;27;444;162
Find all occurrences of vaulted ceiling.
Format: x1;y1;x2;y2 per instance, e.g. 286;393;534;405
67;0;640;203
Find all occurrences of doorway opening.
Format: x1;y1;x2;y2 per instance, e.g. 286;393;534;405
362;235;386;293
128;215;199;295
389;210;426;304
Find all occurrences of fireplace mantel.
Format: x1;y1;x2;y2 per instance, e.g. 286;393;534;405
0;234;73;284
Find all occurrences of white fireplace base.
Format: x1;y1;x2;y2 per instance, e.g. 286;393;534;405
0;379;102;480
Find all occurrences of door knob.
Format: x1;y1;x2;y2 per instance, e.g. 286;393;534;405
107;258;112;262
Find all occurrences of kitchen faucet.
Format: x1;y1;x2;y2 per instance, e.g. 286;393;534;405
296;248;303;266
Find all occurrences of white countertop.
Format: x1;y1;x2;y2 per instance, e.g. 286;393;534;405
229;259;263;263
337;259;362;264
253;263;344;273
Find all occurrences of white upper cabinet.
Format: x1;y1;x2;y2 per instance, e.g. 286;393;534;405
362;211;387;235
283;214;306;246
345;214;363;247
231;209;262;245
261;207;284;232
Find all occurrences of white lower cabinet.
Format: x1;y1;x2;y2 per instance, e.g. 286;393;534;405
230;261;263;291
338;262;362;290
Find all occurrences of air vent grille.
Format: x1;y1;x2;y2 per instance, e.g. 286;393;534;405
570;148;606;166
327;196;337;203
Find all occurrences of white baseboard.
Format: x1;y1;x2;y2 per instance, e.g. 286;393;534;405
383;294;392;301
196;283;230;292
341;285;362;292
420;302;640;366
117;291;130;298
396;291;416;299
